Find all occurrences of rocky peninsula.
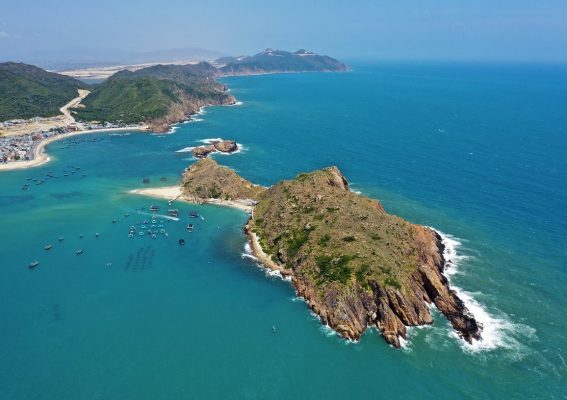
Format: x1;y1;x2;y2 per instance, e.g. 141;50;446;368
177;159;482;348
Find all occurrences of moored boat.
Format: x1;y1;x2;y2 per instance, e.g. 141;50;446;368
76;249;83;255
28;261;39;269
44;244;52;250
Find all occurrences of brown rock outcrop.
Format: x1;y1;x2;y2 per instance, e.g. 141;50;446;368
213;140;238;153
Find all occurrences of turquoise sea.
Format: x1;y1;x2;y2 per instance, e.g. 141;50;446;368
0;63;566;399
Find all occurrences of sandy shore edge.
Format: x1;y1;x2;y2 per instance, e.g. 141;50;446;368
0;126;147;171
129;186;255;213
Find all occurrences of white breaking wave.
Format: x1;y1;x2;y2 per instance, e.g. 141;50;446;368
175;146;195;153
176;139;247;157
433;228;536;353
240;243;291;281
198;137;224;144
109;132;131;136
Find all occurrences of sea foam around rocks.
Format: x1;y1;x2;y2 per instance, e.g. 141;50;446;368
434;229;536;354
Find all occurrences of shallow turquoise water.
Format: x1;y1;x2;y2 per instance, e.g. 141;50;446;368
1;63;566;398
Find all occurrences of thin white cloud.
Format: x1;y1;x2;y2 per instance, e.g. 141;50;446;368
0;31;9;38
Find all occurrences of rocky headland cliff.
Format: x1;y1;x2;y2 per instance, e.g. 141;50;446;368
180;159;482;348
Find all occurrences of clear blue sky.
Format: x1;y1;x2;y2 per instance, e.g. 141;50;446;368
1;0;566;62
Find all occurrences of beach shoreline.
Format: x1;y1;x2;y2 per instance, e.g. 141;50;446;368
129;186;255;213
0;126;148;171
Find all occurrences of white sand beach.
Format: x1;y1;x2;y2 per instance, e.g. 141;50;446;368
130;186;255;213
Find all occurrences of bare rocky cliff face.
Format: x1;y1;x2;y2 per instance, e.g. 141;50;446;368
180;160;482;348
149;90;235;133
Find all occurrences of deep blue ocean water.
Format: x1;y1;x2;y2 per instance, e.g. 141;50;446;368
0;63;566;399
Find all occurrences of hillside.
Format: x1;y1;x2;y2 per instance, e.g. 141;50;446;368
217;49;349;75
179;160;482;348
181;158;266;201
75;63;234;130
0;62;87;121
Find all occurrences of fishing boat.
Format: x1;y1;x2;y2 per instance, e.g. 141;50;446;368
76;249;83;255
168;209;179;218
149;205;160;212
28;261;39;269
189;211;199;218
44;244;52;250
112;219;117;223
139;232;144;236
128;233;134;238
58;237;64;242
179;239;185;246
187;224;194;231
95;233;99;238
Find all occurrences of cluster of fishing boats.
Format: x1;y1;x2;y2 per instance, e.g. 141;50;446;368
27;204;203;269
127;217;169;240
21;165;86;191
28;233;93;268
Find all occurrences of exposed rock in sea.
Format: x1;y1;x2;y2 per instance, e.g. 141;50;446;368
179;159;482;348
192;145;217;158
191;140;239;158
213;140;238;153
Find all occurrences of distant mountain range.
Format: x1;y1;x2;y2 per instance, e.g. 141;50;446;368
0;49;348;127
216;49;349;75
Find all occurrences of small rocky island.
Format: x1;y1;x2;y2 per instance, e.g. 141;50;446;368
180;159;482;348
191;140;239;158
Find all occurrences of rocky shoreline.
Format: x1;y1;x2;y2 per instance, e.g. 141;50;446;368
178;159;483;348
192;140;239;158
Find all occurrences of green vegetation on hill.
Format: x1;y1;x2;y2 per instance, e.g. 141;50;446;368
181;158;266;201
179;159;481;347
249;167;418;290
75;76;178;123
75;63;233;125
0;62;87;121
218;49;349;75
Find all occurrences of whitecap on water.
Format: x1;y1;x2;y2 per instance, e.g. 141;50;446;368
175;146;195;153
432;228;536;354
